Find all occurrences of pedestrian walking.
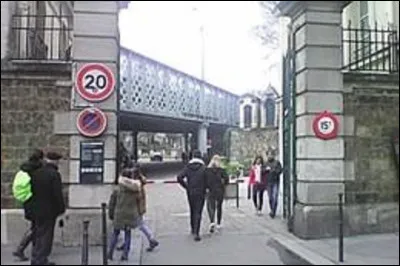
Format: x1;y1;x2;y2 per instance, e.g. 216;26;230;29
177;150;207;241
265;151;282;218
205;155;229;233
108;168;142;261
117;163;159;252
249;155;267;215
30;151;65;265
12;149;44;261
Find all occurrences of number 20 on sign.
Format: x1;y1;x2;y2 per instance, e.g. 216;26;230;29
75;63;116;102
312;111;339;140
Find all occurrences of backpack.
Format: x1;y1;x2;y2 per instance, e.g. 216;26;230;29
12;171;33;203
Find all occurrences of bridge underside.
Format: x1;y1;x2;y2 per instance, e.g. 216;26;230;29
119;112;229;156
119;112;200;133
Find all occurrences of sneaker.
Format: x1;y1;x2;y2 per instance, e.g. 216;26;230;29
146;239;159;252
12;251;29;262
257;210;262;216
216;224;222;230
209;223;216;234
194;235;201;242
120;254;128;261
269;212;275;218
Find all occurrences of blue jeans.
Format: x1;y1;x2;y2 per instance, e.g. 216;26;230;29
267;182;279;216
108;228;131;259
138;217;154;243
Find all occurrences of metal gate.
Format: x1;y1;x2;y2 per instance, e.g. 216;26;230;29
282;26;297;230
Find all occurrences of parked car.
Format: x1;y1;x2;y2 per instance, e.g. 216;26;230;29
150;151;163;162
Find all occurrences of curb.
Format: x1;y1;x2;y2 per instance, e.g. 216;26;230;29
271;235;337;265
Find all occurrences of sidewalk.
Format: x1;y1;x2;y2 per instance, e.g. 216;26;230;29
236;185;399;265
2;183;398;265
1;233;143;265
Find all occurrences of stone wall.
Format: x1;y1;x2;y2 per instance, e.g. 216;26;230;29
1;64;71;208
344;73;399;203
229;128;279;165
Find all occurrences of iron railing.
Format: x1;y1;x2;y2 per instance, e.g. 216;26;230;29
342;23;398;73
11;14;72;61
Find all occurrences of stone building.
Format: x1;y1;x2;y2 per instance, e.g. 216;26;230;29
1;1;74;208
1;1;128;245
277;1;399;239
229;85;280;164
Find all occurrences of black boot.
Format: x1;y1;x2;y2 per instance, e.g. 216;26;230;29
146;239;159;252
12;229;32;261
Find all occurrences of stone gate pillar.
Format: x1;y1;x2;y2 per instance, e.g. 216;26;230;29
278;1;349;239
197;123;208;156
55;1;128;208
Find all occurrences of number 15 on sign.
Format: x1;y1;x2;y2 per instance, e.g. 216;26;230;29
75;63;115;102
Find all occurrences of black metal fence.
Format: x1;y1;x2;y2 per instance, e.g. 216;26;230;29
11;14;72;61
342;22;399;73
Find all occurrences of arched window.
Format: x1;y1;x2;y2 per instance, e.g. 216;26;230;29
265;98;275;126
244;105;252;129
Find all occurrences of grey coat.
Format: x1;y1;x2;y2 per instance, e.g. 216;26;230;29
108;177;141;230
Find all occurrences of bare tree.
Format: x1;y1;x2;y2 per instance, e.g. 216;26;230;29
253;1;281;59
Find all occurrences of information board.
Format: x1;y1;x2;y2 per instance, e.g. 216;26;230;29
79;141;104;184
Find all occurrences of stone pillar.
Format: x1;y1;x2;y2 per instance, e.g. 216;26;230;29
197;123;208;155
278;1;347;239
54;1;127;208
184;133;190;153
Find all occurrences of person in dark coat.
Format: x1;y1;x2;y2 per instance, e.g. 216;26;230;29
30;151;65;265
177;150;207;241
205;155;229;233
12;149;44;261
265;151;282;218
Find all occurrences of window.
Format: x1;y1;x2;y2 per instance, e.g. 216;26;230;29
265;98;275;127
359;1;370;58
244;105;252;129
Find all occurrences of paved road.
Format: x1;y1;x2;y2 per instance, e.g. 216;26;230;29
140;183;307;265
1;178;304;265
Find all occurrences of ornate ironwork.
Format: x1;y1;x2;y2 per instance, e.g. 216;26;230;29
120;48;239;126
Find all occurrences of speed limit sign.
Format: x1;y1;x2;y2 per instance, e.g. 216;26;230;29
75;63;115;102
312;111;339;140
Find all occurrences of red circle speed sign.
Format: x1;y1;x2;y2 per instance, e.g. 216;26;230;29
75;63;115;102
312;111;339;140
76;108;108;138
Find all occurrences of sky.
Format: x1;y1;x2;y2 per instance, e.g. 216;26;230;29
119;1;281;95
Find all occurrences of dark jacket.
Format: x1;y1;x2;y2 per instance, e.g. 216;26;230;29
177;158;207;196
108;176;141;230
265;159;282;184
30;163;65;221
205;167;229;197
20;160;43;221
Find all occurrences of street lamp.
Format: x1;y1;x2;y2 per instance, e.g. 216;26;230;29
192;7;205;81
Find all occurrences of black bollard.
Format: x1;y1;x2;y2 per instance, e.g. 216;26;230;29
338;193;344;262
101;203;108;265
81;220;90;265
236;179;240;208
247;183;251;200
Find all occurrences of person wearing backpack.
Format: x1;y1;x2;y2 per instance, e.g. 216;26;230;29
12;149;44;261
30;151;65;265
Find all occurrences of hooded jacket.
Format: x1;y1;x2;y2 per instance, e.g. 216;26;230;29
108;176;142;230
177;158;207;196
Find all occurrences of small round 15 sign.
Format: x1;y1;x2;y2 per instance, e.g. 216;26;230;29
312;111;339;140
